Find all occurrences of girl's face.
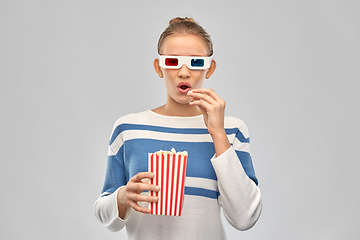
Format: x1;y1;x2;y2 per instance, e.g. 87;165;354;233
157;34;211;105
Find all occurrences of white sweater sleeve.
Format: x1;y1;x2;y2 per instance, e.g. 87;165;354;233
211;146;262;230
93;187;130;232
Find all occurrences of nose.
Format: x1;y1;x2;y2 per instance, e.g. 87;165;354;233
177;64;190;78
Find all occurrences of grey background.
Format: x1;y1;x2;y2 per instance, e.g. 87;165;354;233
1;0;359;239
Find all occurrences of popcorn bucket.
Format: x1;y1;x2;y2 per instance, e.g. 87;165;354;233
148;149;188;216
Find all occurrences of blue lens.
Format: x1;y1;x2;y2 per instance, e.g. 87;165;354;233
191;59;204;67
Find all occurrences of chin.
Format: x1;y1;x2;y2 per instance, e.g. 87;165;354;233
177;99;192;105
173;95;192;105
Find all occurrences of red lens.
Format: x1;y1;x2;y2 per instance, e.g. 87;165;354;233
165;58;178;66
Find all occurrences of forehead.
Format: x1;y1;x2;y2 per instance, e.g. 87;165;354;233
160;34;209;56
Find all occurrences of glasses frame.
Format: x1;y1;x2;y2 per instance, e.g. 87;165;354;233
158;55;212;70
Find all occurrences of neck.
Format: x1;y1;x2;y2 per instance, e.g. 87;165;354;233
153;96;202;117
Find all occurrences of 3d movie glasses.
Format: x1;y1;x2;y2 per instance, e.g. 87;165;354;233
159;55;211;70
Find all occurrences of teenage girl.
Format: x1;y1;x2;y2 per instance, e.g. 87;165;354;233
94;17;262;240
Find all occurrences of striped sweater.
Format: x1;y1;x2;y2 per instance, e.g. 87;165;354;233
94;110;262;240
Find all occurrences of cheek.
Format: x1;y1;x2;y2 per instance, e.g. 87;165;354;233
163;69;176;79
193;71;206;86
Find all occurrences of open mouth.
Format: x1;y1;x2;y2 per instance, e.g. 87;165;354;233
177;82;191;94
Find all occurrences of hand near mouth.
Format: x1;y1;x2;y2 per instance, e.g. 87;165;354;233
188;89;231;156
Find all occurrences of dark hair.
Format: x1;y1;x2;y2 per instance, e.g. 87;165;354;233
157;17;213;56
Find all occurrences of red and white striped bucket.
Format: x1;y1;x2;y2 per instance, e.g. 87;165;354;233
148;150;188;216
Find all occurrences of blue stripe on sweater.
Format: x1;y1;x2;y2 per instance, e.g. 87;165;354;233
118;138;218;181
101;154;128;194
107;138;257;186
184;187;218;199
110;123;249;145
236;150;258;185
142;187;218;200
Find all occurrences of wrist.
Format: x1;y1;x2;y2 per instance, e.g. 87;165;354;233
209;128;227;140
210;130;231;157
117;187;129;219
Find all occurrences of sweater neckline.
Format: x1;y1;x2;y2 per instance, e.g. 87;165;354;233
148;110;203;120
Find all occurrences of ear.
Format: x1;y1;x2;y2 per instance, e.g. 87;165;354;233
153;58;163;78
205;59;216;79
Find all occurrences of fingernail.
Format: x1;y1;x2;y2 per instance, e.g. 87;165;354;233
155;186;160;191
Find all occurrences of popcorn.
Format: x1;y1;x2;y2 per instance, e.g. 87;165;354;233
148;148;188;216
153;148;188;156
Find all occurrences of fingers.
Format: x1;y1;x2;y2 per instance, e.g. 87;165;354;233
126;193;159;214
187;88;227;136
188;90;217;104
128;192;159;204
127;181;160;193
189;95;216;109
131;171;155;182
128;200;151;214
189;88;224;103
188;89;226;110
128;172;160;193
121;172;160;214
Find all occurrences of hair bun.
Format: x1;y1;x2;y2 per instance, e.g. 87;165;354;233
169;17;196;25
158;16;213;56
